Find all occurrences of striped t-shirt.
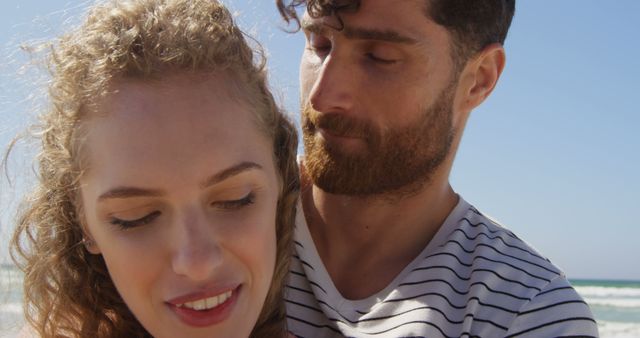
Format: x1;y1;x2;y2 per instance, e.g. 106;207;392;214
285;197;598;337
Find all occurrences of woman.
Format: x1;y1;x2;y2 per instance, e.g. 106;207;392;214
9;0;298;337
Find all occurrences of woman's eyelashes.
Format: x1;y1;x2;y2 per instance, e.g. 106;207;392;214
110;210;161;230
213;191;255;210
108;192;256;229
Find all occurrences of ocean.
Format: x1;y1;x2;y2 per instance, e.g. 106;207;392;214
572;279;640;337
0;265;23;338
1;264;639;337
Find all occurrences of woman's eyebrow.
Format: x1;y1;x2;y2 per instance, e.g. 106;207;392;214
199;161;263;189
98;187;164;201
97;161;263;201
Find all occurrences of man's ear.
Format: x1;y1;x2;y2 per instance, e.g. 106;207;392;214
454;43;506;115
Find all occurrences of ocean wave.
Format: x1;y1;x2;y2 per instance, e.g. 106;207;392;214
586;298;640;309
0;272;23;291
576;286;640;298
0;302;24;338
598;321;640;338
0;303;22;314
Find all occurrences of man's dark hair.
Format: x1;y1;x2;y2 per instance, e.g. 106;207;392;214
276;0;515;66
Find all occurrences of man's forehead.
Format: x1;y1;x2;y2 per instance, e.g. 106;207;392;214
301;14;420;45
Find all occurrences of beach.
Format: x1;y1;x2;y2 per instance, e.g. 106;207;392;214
1;264;639;337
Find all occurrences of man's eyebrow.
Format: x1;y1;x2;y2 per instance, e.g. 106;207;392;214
302;20;418;45
302;19;324;34
97;162;263;201
199;161;263;189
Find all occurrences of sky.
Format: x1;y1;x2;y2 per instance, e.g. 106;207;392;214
0;1;638;281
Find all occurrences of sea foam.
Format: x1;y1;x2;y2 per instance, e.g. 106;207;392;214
599;321;640;338
576;286;640;298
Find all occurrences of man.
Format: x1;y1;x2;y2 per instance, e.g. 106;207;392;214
277;0;598;337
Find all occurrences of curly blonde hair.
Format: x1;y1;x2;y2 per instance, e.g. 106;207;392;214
9;0;299;337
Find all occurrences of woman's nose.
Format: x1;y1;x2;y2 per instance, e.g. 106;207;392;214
171;210;223;281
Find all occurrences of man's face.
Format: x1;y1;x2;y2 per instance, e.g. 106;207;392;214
300;0;460;196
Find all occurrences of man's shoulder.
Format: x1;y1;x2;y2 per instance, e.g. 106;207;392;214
503;275;598;337
430;203;597;336
286;200;597;337
444;204;564;279
424;201;572;306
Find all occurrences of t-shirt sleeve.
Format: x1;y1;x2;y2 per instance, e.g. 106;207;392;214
503;275;599;337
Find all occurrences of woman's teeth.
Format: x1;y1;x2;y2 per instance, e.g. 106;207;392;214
176;291;232;311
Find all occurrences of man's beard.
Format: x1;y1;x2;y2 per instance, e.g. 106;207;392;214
302;82;456;197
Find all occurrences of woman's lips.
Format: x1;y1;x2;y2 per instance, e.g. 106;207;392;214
166;285;240;327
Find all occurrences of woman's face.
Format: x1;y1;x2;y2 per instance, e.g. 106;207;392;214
79;73;279;338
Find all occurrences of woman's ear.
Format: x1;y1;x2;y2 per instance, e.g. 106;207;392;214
82;234;101;255
454;43;506;115
79;212;101;254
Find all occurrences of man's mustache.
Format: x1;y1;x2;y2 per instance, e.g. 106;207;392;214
302;105;376;139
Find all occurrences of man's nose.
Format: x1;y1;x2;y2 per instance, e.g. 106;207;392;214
307;53;355;114
171;211;223;281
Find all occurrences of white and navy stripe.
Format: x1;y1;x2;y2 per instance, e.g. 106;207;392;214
285;198;598;337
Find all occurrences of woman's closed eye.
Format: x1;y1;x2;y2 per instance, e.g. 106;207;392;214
110;210;161;230
213;191;255;210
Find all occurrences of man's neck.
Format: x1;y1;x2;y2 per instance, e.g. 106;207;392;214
301;173;458;300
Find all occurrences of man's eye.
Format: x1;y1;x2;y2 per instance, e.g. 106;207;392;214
110;211;161;230
308;33;331;55
309;43;331;54
213;192;255;210
365;52;397;65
